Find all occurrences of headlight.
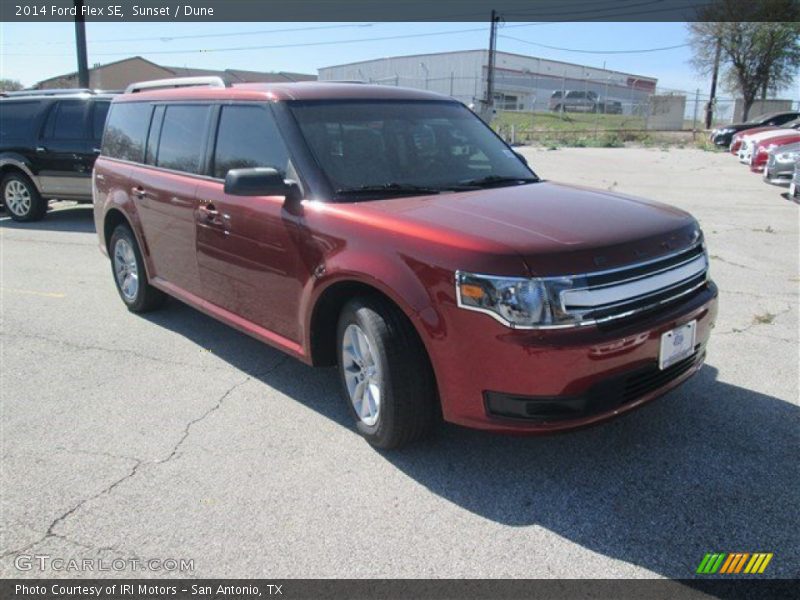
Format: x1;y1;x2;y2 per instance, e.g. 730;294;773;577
455;271;582;328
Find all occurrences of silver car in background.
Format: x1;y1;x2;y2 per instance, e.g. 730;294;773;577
790;161;800;200
763;142;800;186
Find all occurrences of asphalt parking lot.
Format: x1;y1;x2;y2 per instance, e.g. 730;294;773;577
1;147;797;580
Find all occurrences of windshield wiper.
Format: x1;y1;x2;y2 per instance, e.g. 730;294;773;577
457;175;540;188
335;183;443;197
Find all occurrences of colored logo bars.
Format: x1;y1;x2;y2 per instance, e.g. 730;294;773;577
696;553;773;575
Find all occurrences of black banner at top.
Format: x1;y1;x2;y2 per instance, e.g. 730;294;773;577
1;0;798;22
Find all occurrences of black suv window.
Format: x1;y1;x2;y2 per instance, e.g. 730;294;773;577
103;102;153;162
92;101;111;141
0;101;40;141
212;105;289;179
45;100;89;140
156;105;210;175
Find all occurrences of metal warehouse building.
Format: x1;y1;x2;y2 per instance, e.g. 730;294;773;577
319;50;657;115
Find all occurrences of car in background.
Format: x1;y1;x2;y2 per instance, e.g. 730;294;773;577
729;118;800;154
763;142;800;186
93;77;717;448
709;110;800;147
738;127;800;164
549;90;623;114
0;89;114;221
750;133;800;172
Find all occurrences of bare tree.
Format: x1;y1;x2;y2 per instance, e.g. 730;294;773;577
0;79;24;92
688;0;800;121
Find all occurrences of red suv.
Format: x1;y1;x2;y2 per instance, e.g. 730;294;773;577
94;77;718;448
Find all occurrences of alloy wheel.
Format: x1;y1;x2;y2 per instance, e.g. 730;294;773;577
113;238;139;301
4;180;32;217
342;323;382;426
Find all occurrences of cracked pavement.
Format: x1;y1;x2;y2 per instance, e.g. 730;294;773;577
0;147;797;580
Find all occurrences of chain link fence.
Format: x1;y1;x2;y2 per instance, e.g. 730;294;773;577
341;72;800;146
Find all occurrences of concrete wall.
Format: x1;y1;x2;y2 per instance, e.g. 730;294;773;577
733;99;794;123
647;95;687;130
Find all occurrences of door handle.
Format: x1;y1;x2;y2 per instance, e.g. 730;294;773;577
36;146;47;153
198;203;219;220
197;202;228;230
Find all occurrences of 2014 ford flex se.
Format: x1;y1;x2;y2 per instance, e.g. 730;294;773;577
94;78;718;448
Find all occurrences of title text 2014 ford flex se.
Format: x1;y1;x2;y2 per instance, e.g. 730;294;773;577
94;78;718;448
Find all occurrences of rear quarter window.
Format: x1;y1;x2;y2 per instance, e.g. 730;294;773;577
0;101;41;141
102;102;153;162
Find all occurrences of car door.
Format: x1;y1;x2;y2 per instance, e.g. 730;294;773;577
36;99;94;199
194;103;303;342
130;103;212;296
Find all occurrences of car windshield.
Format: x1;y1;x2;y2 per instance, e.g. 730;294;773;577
289;100;537;198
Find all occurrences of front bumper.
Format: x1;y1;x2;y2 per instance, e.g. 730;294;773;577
429;281;718;433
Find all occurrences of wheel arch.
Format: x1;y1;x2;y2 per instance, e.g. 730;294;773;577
0;156;39;191
307;277;436;373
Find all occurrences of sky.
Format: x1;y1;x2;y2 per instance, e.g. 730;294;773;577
0;20;797;101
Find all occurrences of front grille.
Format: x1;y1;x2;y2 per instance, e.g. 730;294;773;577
560;243;708;326
484;349;704;422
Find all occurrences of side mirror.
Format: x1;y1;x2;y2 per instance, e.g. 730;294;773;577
514;151;528;166
224;167;298;198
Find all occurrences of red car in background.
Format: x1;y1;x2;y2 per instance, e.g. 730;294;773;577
750;133;800;172
731;119;800;154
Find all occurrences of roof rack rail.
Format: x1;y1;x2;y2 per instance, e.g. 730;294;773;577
1;88;95;97
125;76;228;94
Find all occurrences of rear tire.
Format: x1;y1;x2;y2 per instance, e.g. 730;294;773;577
2;172;46;222
336;296;438;449
109;224;166;313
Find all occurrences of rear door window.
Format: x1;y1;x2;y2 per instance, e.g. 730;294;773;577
102;102;153;162
156;105;211;175
47;100;89;140
212;105;289;179
0;101;40;141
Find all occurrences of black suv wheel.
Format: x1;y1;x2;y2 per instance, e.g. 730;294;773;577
2;172;46;222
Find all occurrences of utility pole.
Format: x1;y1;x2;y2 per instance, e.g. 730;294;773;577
483;9;500;122
705;37;721;129
74;0;89;88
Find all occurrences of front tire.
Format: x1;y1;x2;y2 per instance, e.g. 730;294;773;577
2;172;46;222
109;224;166;313
336;296;438;449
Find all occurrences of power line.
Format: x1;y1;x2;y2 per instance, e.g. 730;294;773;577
499;34;690;55
1;22;381;46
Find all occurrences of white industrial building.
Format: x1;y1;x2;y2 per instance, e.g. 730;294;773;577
319;50;658;115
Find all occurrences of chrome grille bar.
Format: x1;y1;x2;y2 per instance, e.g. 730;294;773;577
562;254;707;310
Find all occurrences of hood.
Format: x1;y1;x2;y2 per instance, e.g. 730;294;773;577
355;181;698;276
747;129;799;142
734;126;777;139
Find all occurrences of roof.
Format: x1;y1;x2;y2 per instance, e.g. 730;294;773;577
34;56;316;88
319;48;658;84
114;81;454;103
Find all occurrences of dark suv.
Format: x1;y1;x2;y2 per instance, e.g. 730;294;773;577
0;89;113;221
94;77;717;449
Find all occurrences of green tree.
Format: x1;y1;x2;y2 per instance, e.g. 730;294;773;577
688;0;800;121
